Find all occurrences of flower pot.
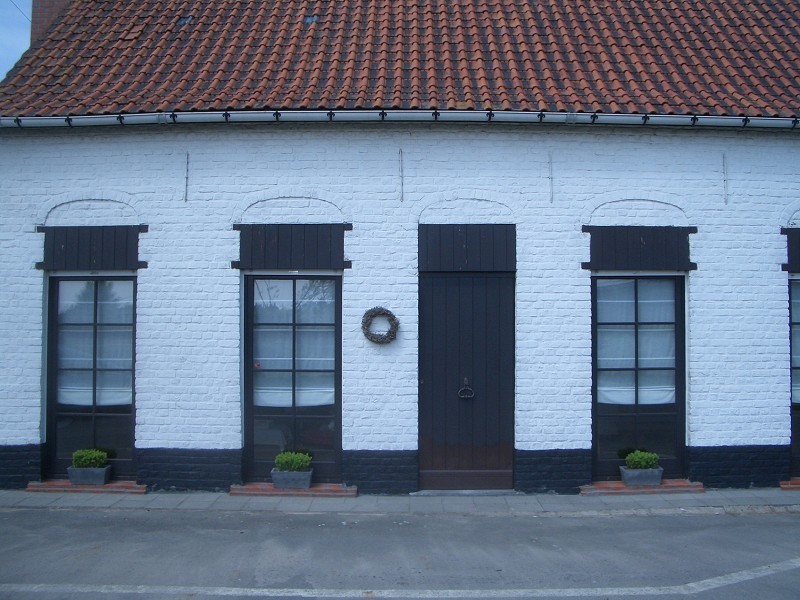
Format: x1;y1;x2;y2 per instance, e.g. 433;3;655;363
271;468;313;489
67;465;111;485
620;466;664;486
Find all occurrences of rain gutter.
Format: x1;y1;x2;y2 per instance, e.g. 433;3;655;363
1;110;798;130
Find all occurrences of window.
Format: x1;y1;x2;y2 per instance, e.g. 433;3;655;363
48;277;136;476
245;276;341;482
592;276;685;478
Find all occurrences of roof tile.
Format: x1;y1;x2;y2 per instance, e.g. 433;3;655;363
0;0;798;118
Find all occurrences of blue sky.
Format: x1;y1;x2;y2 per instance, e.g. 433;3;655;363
1;0;32;80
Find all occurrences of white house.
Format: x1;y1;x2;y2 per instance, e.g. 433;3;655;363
0;0;798;493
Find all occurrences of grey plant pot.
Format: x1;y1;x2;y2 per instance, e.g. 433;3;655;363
67;465;111;485
271;468;313;489
620;466;664;486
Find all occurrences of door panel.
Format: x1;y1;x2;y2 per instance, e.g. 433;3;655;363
419;273;515;489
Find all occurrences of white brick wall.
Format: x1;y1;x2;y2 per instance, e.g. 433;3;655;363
0;124;797;452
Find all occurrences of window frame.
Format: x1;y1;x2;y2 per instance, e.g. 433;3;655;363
45;274;138;478
243;273;343;483
591;274;687;479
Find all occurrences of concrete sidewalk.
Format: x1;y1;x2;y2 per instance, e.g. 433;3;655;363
1;486;799;516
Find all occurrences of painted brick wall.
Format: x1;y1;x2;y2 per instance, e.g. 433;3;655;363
0;124;796;459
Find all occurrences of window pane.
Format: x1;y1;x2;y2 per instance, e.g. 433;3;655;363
296;372;335;407
253;372;293;407
55;415;93;459
58;281;94;324
95;416;134;460
253;326;292;370
297;326;335;370
57;371;93;406
58;326;94;369
792;282;800;324
596;279;635;323
638;280;675;322
296;280;335;323
98;281;134;323
97;326;133;369
637;415;678;459
254;417;293;460
792;326;800;368
597;325;635;369
595;415;636;460
638;370;676;405
597;371;635;404
638;325;675;368
296;418;337;462
254;280;293;323
793;369;800;404
96;371;132;406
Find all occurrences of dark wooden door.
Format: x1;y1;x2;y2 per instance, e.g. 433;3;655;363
419;273;515;489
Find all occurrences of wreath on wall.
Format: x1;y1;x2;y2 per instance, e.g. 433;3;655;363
361;306;400;344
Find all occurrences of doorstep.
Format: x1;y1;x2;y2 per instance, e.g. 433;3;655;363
229;483;358;497
779;478;800;490
26;480;147;494
579;479;705;496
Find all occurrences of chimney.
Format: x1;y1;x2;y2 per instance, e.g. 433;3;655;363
31;0;72;43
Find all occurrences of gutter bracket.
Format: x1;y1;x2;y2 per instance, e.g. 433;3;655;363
591;113;598;123
538;111;545;122
742;116;750;127
223;111;230;123
642;114;650;125
379;110;387;121
170;112;178;123
14;117;22;127
691;115;699;126
486;110;494;122
65;116;73;127
327;110;335;121
432;110;440;121
116;114;125;125
273;110;281;122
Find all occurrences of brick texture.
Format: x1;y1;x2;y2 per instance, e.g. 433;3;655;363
342;450;418;494
688;445;791;488
30;0;71;43
514;450;593;494
0;444;41;488
136;448;242;491
0;124;797;490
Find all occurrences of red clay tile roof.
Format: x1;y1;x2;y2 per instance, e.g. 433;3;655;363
0;0;798;118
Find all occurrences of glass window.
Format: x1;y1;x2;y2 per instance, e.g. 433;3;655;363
248;276;340;482
791;281;800;404
49;277;136;476
594;278;678;406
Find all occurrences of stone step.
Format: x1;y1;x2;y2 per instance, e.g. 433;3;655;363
229;483;358;497
27;480;147;494
579;479;705;495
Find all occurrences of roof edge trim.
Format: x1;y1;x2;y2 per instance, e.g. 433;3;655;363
1;111;798;130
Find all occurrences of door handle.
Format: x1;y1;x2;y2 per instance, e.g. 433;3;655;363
458;377;475;399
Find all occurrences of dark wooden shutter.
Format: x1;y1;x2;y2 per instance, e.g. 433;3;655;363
419;224;516;272
782;228;800;272
582;226;697;271
233;224;352;270
36;225;148;271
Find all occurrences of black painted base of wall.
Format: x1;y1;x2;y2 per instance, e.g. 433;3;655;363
688;445;791;488
136;448;243;491
0;444;42;489
342;450;419;494
514;449;593;494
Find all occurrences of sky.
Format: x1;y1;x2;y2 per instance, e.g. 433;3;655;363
0;0;32;80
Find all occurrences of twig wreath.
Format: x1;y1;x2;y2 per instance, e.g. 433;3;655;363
361;306;399;344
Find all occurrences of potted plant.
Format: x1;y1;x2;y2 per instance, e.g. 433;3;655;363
271;451;313;489
619;450;663;486
67;449;111;485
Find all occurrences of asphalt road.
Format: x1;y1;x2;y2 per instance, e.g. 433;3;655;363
0;507;798;599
